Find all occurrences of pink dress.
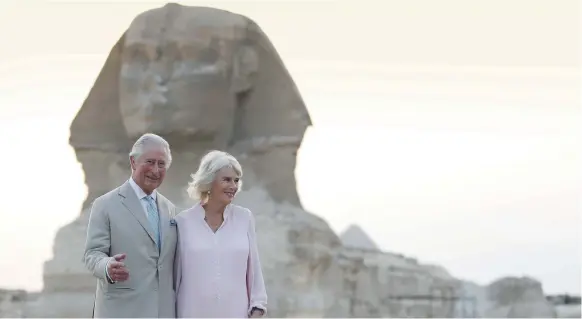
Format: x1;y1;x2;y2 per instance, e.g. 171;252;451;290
174;203;267;318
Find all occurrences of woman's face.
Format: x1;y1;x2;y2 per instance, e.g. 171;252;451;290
209;166;240;205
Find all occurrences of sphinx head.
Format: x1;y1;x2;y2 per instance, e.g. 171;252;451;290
70;4;311;207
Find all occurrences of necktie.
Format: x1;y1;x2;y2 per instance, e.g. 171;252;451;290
145;196;161;251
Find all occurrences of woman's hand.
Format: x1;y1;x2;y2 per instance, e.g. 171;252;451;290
250;308;264;318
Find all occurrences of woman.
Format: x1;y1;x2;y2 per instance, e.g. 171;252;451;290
174;150;267;318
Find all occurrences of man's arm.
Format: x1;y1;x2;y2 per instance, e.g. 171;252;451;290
82;197;113;282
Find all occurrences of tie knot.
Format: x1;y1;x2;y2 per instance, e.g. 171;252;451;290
146;195;154;203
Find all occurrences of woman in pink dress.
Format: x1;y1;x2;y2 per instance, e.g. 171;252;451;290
174;150;267;318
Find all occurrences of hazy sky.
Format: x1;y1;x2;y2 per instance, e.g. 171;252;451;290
0;0;579;295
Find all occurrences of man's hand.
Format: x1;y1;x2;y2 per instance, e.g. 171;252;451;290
107;253;129;282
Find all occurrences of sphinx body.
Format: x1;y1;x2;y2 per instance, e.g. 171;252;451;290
33;4;341;317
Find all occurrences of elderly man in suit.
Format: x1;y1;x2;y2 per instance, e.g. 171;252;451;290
83;133;178;318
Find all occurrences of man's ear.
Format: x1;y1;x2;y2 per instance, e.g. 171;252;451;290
129;156;135;170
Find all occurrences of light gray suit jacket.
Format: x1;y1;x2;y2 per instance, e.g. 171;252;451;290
83;180;178;318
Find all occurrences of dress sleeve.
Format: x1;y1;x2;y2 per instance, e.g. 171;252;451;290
246;208;268;315
173;218;182;296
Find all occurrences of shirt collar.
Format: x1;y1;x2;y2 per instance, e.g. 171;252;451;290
128;177;157;201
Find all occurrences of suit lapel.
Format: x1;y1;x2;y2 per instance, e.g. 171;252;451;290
118;181;156;245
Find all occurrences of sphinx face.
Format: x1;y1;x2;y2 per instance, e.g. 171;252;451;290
118;9;247;146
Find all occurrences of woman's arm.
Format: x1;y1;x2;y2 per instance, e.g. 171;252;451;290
173;220;182;296
246;209;267;317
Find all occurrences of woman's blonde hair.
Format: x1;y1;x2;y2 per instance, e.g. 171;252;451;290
186;150;243;202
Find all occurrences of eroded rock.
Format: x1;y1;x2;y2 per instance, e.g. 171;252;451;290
484;276;557;317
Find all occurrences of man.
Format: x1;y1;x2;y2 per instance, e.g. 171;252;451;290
83;133;178;318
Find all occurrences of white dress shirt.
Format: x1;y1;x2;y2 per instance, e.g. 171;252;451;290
128;177;158;217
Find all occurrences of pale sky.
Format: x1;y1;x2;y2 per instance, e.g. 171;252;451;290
0;0;580;295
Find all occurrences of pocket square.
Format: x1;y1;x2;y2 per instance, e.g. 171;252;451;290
170;219;177;226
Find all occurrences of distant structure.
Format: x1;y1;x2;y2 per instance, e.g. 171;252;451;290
546;294;581;318
340;224;380;251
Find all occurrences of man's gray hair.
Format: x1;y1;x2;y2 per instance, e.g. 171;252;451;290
129;133;172;167
187;150;243;201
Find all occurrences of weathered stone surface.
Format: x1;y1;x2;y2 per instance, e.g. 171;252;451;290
9;3;558;318
0;289;27;318
547;294;581;318
483;277;556;317
331;247;465;317
554;304;581;318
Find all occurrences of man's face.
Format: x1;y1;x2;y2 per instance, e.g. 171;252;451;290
130;148;168;194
